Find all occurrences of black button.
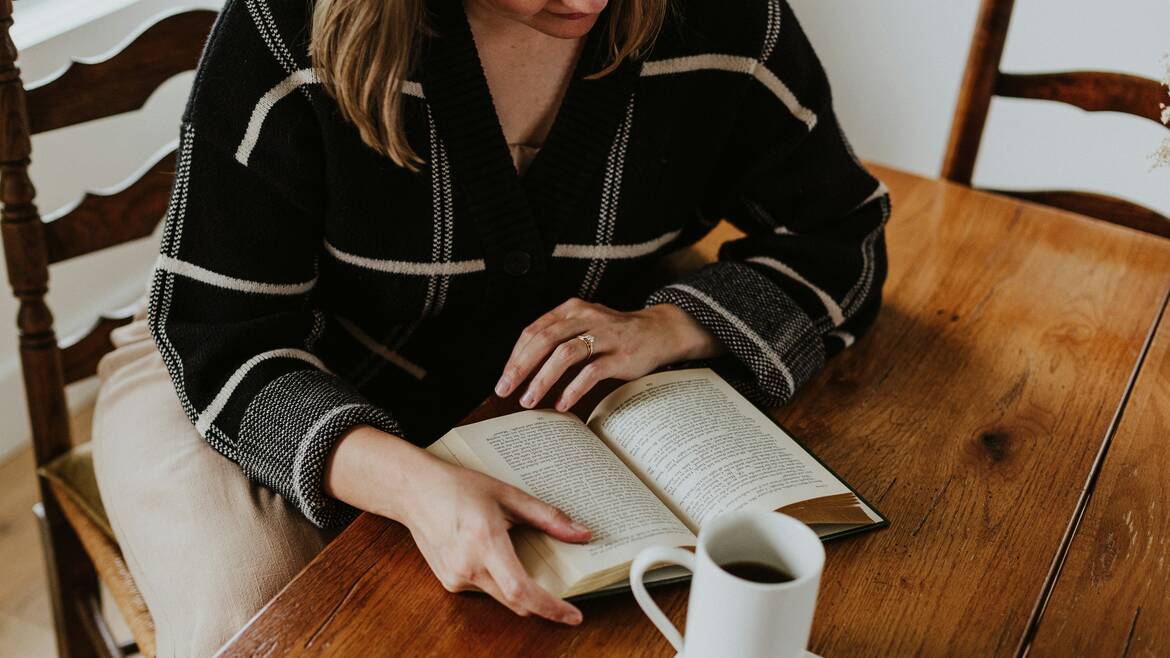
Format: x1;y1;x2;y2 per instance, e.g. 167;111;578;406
502;250;531;276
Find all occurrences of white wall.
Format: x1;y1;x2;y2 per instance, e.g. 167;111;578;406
792;0;1170;214
1;0;1168;460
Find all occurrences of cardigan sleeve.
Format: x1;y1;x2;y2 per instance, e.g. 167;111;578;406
646;0;889;408
146;2;400;527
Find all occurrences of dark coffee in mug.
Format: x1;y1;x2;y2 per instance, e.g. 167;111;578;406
718;560;796;584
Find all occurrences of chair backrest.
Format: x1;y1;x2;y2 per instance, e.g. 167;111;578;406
0;1;218;469
942;0;1170;238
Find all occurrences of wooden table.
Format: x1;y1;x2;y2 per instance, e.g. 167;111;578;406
221;167;1170;657
1027;277;1170;655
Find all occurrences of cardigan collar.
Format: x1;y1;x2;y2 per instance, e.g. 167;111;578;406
419;2;640;313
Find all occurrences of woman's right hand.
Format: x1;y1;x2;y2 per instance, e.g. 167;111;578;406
325;425;592;624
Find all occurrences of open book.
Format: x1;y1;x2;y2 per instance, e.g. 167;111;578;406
427;368;886;599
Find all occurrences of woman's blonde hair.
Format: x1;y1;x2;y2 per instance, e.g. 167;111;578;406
310;0;668;171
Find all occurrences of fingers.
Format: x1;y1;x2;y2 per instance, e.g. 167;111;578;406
497;317;590;400
431;552;531;619
519;336;593;409
471;573;532;618
415;468;595;624
556;356;615;412
500;486;592;544
496;298;595;398
483;533;583;625
504;303;568;369
424;522;584;624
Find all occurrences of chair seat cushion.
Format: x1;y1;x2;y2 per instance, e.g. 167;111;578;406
36;400;156;655
38;440;114;540
37;397;115;540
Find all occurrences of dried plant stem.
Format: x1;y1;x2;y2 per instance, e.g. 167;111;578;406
1155;54;1170;169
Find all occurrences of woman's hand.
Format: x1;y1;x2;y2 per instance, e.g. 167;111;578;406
494;299;723;411
325;426;591;624
405;455;592;624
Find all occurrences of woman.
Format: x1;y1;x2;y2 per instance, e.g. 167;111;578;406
92;0;888;653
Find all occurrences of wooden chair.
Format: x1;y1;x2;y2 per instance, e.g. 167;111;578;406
0;4;218;656
942;0;1170;238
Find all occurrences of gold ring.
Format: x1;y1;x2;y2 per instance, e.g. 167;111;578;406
575;333;595;359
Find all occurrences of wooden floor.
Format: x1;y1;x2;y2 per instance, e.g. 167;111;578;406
0;444;132;658
0;447;54;658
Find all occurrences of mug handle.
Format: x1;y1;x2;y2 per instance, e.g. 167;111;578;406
630;546;695;653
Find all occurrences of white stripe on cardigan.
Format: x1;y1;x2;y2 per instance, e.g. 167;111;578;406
235;68;319;165
336;317;428;380
746;256;846;327
661;282;797;394
155;254;316;296
641;54;818;130
195;348;331;436
553;228;682;260
324;228;684;276
235;71;424;166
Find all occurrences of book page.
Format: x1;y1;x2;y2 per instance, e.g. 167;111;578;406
588;368;878;532
430;410;696;594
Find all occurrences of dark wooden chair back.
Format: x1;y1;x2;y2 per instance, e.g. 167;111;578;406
1;5;216;468
0;4;218;655
942;0;1170;238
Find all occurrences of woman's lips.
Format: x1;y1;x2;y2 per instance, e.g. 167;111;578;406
548;11;592;20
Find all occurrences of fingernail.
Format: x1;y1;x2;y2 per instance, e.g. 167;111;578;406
521;392;535;407
495;377;508;396
570;521;590;535
565;609;583;625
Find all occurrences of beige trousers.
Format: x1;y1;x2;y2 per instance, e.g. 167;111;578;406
91;314;335;657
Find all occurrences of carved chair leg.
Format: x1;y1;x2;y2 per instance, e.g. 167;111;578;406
34;498;105;658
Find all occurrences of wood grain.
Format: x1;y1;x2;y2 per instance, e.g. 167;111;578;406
996;71;1170;128
43;148;175;264
995;71;1170;129
24;10;216;135
988;189;1170;240
773;169;1170;656
0;448;50;640
1027;292;1170;656
58;306;137;385
941;0;1015;185
221;167;1170;657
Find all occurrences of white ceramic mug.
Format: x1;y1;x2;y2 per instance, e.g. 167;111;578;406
630;510;825;658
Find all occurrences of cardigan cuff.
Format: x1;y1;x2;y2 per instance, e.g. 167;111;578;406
646;261;826;408
238;369;402;528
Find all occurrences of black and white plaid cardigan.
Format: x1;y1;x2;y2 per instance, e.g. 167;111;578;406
148;0;889;526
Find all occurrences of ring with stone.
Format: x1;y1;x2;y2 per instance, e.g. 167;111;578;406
575;333;595;359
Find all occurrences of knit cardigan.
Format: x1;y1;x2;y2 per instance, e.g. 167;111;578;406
149;0;890;527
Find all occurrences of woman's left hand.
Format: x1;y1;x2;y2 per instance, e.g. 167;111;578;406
494;298;723;412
